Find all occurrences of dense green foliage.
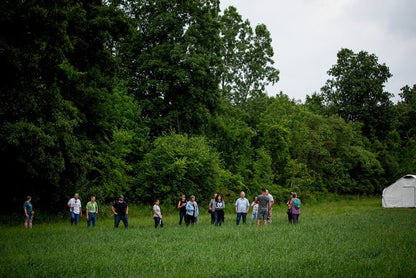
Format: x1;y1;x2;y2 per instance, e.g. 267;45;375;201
1;198;416;277
1;0;415;212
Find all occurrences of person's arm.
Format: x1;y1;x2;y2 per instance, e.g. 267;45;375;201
24;205;28;217
271;200;275;208
177;201;182;209
209;200;212;211
112;205;117;215
288;200;293;209
246;200;250;214
235;200;238;213
79;203;82;217
67;200;72;208
86;206;88;220
96;203;98;214
126;205;128;215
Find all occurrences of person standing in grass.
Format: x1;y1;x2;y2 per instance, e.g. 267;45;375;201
257;188;270;226
23;196;34;228
112;195;128;228
153;200;164;228
286;193;293;223
185;196;198;226
289;192;301;224
215;194;225;226
208;193;217;224
67;193;82;225
86;196;98;228
177;195;187;225
235;191;250;225
251;196;258;223
266;189;275;223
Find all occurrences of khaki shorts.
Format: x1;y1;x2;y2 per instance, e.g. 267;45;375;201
257;209;268;220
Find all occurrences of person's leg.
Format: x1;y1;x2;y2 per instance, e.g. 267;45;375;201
236;213;241;225
122;216;128;228
28;219;32;228
179;211;183;225
91;213;96;228
70;211;75;225
293;214;299;224
74;213;80;225
242;213;247;224
160;219;164;228
114;215;121;228
87;213;91;228
211;211;215;224
214;211;219;226
24;215;28;228
154;216;159;228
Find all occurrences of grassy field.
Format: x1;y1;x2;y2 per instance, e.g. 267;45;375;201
1;197;415;277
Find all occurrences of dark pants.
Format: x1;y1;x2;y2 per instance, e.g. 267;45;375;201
236;212;247;225
186;215;195;226
215;210;224;226
154;216;164;228
210;211;215;224
70;212;80;225
287;209;293;223
87;213;96;228
179;211;187;225
292;213;299;224
114;215;128;228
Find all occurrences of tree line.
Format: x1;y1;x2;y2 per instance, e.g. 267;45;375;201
1;0;415;213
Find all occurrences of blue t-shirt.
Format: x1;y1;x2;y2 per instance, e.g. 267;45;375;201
23;201;33;213
235;198;250;213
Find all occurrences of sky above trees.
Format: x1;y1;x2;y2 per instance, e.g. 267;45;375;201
220;0;416;102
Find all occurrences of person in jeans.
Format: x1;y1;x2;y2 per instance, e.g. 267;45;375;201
289;192;301;224
112;195;128;228
177;195;187;225
208;193;217;224
185;196;198;226
67;193;82;225
153;200;164;228
86;196;98;228
256;188;270;226
215;194;225;226
23;196;34;228
235;191;250;225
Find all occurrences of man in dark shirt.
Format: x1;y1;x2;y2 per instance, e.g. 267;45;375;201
112;195;129;228
256;188;271;226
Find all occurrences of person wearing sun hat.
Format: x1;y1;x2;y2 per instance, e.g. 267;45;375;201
112;195;128;228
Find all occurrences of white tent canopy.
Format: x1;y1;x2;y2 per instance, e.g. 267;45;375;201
382;174;416;208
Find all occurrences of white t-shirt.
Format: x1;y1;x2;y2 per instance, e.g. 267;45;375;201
68;198;82;214
153;205;161;218
251;202;259;215
268;194;274;206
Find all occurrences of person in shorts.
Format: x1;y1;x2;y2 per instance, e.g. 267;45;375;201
23;196;33;228
256;188;271;226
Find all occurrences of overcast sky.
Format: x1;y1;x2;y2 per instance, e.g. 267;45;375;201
219;0;416;102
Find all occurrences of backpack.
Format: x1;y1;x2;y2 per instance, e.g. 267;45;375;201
292;198;300;210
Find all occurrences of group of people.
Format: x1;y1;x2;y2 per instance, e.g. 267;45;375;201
23;190;301;228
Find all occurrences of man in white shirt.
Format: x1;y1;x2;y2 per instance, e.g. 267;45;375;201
67;193;82;225
266;189;274;223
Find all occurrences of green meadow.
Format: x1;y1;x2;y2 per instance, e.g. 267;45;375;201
1;197;415;278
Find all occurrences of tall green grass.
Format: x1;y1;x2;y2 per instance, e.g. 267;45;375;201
1;197;415;277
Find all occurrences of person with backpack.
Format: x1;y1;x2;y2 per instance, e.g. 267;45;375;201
289;192;301;224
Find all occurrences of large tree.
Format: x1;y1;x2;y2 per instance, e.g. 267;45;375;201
120;0;222;136
219;6;279;106
321;48;394;140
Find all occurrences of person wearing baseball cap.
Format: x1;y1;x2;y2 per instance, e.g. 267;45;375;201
111;195;128;228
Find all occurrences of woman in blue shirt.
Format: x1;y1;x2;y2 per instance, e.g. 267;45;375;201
185;196;198;226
